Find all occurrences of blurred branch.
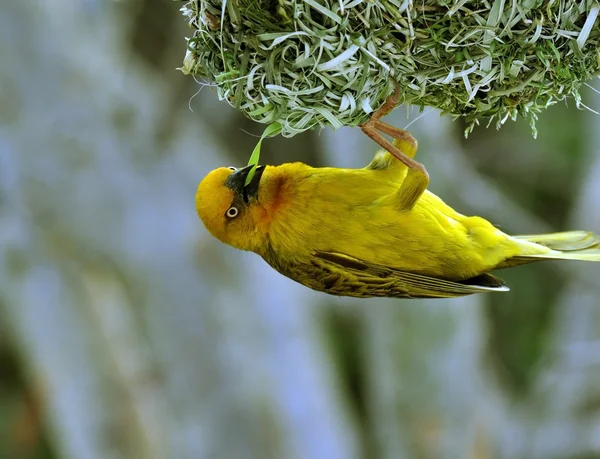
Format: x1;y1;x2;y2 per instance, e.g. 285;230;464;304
81;267;170;459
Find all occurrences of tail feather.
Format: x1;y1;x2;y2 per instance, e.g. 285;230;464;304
506;231;600;266
513;231;600;251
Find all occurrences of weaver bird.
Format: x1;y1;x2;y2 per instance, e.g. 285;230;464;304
196;93;600;298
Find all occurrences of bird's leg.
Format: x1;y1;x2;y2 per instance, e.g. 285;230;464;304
372;120;418;159
360;81;424;168
359;82;429;211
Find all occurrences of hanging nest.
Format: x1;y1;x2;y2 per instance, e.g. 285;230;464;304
180;0;600;137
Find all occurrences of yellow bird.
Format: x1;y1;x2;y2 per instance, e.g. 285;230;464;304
196;87;599;298
195;142;600;298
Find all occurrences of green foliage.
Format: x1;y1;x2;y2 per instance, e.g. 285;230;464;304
180;0;600;137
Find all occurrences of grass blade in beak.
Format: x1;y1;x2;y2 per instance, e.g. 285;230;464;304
245;122;282;187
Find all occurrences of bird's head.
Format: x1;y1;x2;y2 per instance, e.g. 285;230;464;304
196;164;277;252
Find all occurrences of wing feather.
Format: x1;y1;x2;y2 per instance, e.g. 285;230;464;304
310;251;508;299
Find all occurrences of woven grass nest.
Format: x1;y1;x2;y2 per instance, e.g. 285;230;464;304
180;0;600;137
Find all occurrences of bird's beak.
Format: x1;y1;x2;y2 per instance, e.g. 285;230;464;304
225;164;266;202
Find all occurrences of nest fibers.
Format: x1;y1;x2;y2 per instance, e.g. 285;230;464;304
180;0;600;137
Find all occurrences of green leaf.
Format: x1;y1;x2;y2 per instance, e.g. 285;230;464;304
244;122;282;186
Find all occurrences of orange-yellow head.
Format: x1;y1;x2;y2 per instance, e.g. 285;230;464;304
196;164;278;253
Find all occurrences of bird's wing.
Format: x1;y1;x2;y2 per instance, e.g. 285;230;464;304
310;251;508;299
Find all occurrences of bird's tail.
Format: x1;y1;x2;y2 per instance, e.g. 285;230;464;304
500;231;600;268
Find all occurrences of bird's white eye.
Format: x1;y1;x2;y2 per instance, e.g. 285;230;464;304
227;166;237;171
226;206;239;219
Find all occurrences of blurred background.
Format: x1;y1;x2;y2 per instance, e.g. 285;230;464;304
1;1;600;459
